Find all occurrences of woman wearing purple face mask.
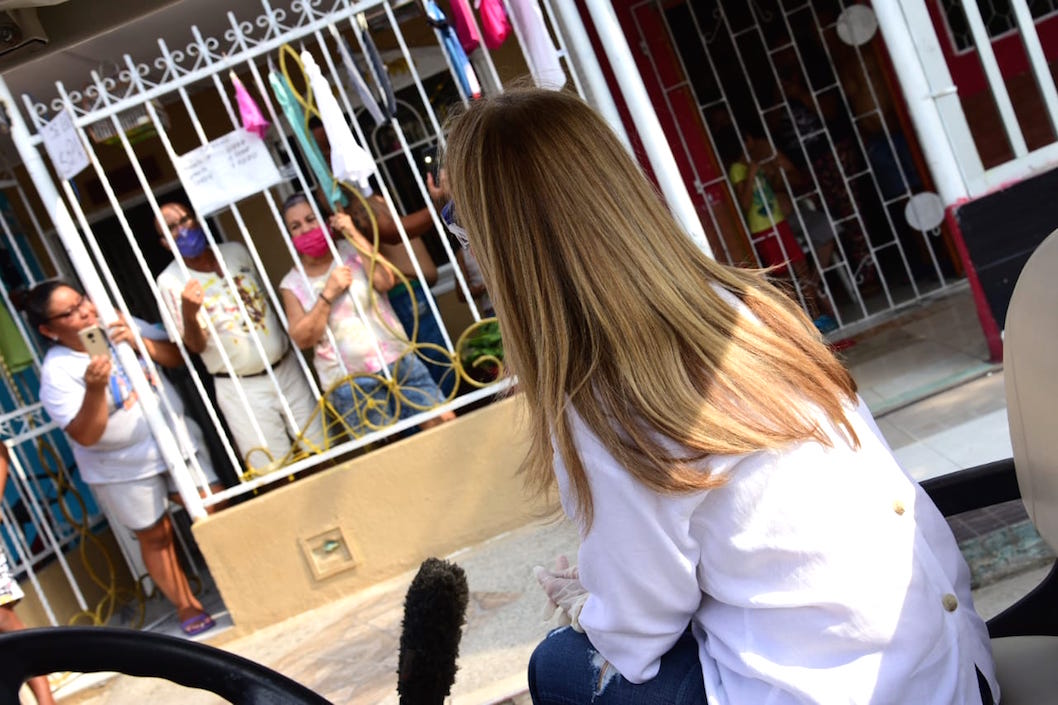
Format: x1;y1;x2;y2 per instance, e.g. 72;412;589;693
278;194;455;439
174;224;209;259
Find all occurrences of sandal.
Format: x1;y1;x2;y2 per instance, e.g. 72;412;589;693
180;612;216;636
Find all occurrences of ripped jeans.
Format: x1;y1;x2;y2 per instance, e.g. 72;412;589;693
529;627;705;704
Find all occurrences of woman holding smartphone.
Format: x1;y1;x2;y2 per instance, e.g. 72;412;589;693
24;280;219;636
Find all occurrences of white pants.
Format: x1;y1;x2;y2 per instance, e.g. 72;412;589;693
213;353;324;471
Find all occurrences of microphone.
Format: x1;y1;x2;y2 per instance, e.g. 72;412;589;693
397;557;470;705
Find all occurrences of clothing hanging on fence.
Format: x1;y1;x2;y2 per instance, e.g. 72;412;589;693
508;0;565;90
478;0;511;50
449;0;481;54
424;0;483;100
301;50;375;191
357;16;398;118
267;69;347;208
333;35;385;127
230;72;270;139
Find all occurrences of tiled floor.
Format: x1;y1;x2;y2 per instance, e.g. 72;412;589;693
53;284;1044;705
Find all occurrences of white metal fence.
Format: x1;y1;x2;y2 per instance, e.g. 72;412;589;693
0;0;594;627
891;0;1058;198
629;0;963;335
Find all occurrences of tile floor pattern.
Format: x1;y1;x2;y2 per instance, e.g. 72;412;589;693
51;284;1042;704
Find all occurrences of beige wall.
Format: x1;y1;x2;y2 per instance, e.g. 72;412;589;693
193;394;544;636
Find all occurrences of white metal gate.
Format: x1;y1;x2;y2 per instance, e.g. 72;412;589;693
628;0;966;335
0;0;596;631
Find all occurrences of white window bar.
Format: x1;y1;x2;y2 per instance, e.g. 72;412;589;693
18;0;395;136
500;0;542;88
878;1;978;203
425;14;474;105
196;26;331;397
831;4;950;288
550;0;631;149
369;100;432;212
581;0;713;254
2;431;91;554
752;6;895;314
959;0;1028;157
539;0;586;97
1009;0;1058;139
453;0;506;96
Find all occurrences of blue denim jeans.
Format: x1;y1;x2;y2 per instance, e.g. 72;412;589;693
388;281;456;398
529;627;705;705
327;356;445;438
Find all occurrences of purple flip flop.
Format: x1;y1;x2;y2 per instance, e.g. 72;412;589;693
180;612;215;636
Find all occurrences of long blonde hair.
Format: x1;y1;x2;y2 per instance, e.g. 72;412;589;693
445;88;858;528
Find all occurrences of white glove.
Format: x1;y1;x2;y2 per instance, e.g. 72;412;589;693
533;555;589;632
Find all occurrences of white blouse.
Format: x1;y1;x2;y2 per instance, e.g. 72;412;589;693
555;397;998;704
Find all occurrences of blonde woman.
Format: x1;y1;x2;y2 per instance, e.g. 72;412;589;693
443;89;996;705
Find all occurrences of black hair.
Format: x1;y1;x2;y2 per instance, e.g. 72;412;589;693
307;115;323;130
22;280;82;329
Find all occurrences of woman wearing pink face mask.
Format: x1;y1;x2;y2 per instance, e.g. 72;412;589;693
279;194;455;438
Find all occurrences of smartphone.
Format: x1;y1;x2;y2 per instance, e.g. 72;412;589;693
78;325;110;358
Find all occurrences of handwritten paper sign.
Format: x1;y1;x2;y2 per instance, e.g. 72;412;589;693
40;109;90;181
175;129;283;215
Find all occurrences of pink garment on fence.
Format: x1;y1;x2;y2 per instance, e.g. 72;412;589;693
478;0;511;50
231;72;270;139
449;0;481;54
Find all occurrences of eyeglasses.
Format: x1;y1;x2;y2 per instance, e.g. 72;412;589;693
441;201;469;250
48;295;89;321
167;213;195;234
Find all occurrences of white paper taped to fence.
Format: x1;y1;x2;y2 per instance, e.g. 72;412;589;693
40;109;90;181
175;129;282;215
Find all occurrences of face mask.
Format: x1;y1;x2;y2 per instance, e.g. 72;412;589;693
293;226;330;258
175;227;207;258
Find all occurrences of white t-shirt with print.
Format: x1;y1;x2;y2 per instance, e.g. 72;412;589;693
39;319;185;485
280;240;407;390
157;241;287;376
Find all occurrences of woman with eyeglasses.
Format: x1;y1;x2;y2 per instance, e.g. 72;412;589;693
278;195;454;439
443;89;996;704
24;281;219;637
